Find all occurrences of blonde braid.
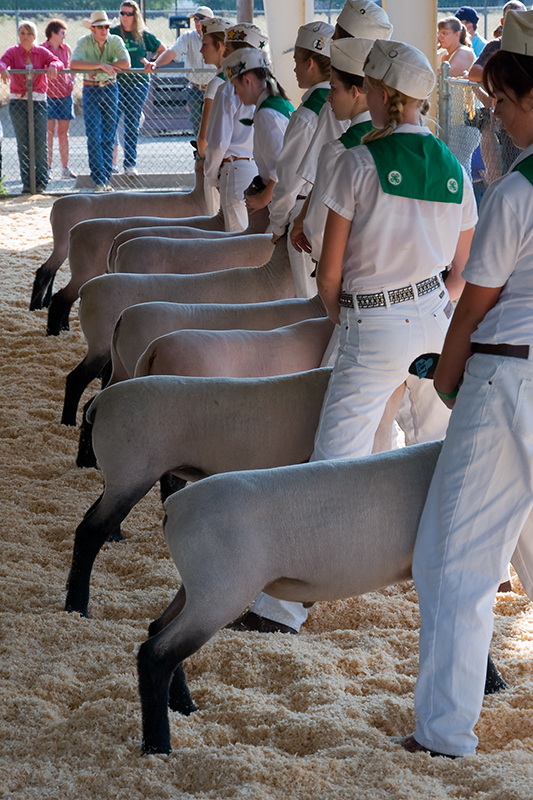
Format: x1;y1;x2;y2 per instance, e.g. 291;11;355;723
362;77;428;144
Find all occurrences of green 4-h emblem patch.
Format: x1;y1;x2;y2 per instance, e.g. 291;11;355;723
388;170;402;186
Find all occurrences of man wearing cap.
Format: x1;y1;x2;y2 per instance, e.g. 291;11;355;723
71;11;130;190
147;5;214;137
468;0;526;81
455;6;487;56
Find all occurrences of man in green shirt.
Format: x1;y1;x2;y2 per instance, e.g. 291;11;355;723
71;10;130;190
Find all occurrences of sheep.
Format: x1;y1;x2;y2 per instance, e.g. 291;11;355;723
137;441;516;754
110;296;329;384
66;369;404;617
61;235;298;426
29;165;209;311
64;369;334;618
134;318;334;379
45;220;269;337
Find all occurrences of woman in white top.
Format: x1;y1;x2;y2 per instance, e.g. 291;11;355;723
269;21;333;298
311;40;477;463
203;23;265;231
196;17;231;158
437;15;475;77
224;46;294;220
399;10;533;759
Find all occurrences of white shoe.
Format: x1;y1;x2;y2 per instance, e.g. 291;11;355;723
93;184;106;193
104;183;114;192
62;167;76;179
124;166;138;177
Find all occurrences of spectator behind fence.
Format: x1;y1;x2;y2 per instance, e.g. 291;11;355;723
468;1;526;175
110;0;165;176
71;10;130;192
147;5;214;138
455;6;487;56
437;16;479;179
0;21;62;193
42;19;76;180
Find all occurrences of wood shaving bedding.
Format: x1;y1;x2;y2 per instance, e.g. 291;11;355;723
1;196;532;800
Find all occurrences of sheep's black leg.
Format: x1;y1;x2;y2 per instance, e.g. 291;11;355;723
484;653;508;695
159;473;187;503
29;265;55;310
76;397;98;468
47;289;73;336
62;356;109;426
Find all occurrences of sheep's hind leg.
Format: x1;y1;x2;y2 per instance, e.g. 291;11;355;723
30;265;55;310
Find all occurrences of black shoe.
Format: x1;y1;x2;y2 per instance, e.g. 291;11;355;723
227;610;297;635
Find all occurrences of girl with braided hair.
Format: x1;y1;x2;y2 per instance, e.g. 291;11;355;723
310;40;478;463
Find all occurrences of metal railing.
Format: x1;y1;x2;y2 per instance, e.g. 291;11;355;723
1;65;213;195
437;62;520;204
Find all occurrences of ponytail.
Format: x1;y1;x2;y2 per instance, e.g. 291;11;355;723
361;76;429;143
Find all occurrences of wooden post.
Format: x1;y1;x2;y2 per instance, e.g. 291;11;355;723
237;0;254;23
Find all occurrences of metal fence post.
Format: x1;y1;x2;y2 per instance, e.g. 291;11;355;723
438;60;450;146
26;63;36;195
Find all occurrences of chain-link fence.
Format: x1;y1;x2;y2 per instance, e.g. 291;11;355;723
437;62;520;206
0;65;218;194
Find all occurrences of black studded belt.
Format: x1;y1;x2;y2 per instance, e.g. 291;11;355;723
339;276;441;310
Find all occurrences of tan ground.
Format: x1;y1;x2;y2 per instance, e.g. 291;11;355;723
1;195;532;800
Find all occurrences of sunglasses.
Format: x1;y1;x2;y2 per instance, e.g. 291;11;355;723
120;10;135;16
93;24;111;29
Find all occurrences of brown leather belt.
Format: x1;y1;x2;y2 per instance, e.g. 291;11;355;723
471;342;530;359
340;276;441;310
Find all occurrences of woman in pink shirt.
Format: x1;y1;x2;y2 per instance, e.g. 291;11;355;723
0;20;62;193
42;19;76;179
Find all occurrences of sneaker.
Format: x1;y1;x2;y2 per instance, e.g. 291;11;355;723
62;168;76;179
93;184;106;193
124;166;138;177
104;183;114;192
111;166;119;174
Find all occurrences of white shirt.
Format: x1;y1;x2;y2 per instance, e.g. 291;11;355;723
296;101;349;185
253;90;291;184
204;73;224;101
204;80;254;185
170;28;213;85
269;82;330;237
464;143;533;346
322;124;478;293
304;110;372;263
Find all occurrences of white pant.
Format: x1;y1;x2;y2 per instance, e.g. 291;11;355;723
311;286;451;461
412;353;533;756
397;375;451;445
288;199;317;299
219;159;256;232
251;286;452;632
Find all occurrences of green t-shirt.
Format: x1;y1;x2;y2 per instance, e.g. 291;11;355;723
110;27;161;84
365;133;464;204
71;32;129;84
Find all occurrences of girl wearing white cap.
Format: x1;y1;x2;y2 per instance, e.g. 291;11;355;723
196;17;231;159
293;37;373;266
296;0;393;191
224;47;294;220
311;40;477;463
269;21;334;297
398;10;533;758
202;24;267;231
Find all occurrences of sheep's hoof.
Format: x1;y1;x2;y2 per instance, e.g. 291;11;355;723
29;266;54;310
64;598;90;618
141;738;171;756
484;655;508;695
226;610;297;635
46;292;71;336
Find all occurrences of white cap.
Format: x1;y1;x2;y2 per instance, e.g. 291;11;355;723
200;17;232;38
295;21;335;57
330;37;374;77
501;9;533;56
223;47;270;80
189;6;214;19
363;39;435;99
337;0;393;40
226;23;269;51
